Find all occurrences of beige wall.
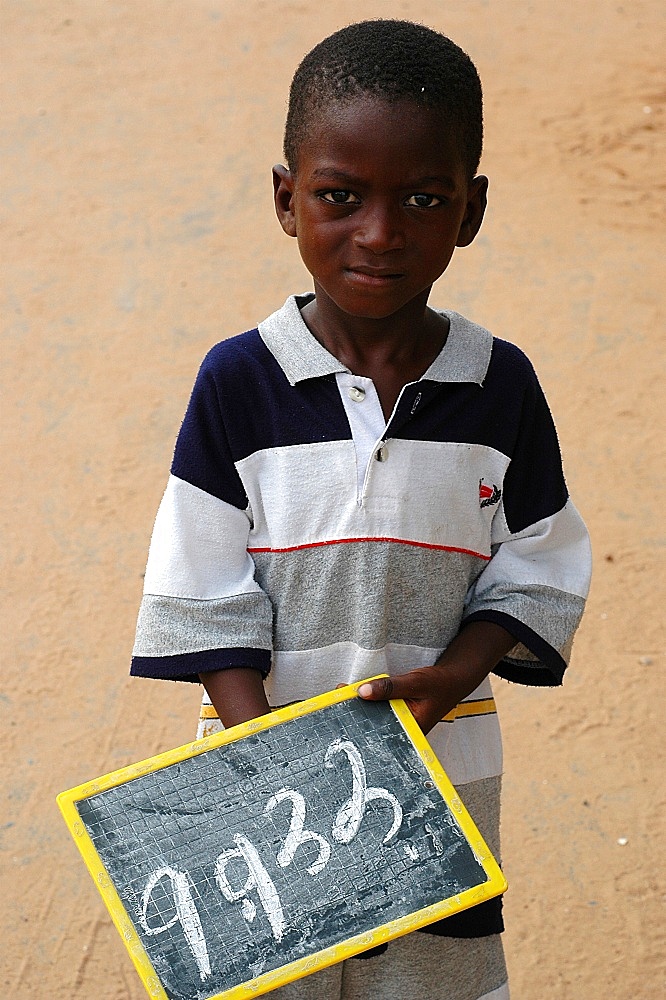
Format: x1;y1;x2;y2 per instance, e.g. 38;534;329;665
2;2;663;997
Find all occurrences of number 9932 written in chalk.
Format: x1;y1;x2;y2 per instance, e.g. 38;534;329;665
138;739;403;982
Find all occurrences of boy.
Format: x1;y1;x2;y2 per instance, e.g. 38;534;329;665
131;19;591;1000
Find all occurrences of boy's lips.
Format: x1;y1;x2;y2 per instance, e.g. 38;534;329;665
345;266;405;285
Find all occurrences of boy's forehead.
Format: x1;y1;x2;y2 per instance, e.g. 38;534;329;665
304;91;456;134
296;94;466;173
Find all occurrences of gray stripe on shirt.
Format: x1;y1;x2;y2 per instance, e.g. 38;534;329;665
132;592;273;657
252;542;487;652
466;581;586;661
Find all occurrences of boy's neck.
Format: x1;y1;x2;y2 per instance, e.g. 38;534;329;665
300;290;449;378
300;289;449;420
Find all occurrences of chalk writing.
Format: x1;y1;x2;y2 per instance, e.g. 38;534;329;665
215;835;286;942
325;739;403;845
137;737;403;977
139;866;211;981
265;788;331;875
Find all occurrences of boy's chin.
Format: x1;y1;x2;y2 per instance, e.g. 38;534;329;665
313;283;432;324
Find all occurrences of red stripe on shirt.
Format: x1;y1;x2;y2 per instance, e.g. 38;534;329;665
248;536;491;560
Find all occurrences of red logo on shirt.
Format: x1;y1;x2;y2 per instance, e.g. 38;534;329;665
479;479;501;508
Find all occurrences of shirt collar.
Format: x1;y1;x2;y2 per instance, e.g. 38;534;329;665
258;294;493;387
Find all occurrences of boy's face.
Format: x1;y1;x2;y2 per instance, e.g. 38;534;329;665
273;96;487;325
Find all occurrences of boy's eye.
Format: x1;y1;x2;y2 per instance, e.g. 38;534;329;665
320;190;360;205
404;193;443;208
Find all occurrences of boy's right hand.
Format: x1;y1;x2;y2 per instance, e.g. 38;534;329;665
199;667;271;729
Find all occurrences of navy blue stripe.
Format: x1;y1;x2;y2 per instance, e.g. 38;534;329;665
389;339;568;533
172;330;352;503
388;339;534;452
418;893;504;938
464;609;566;685
173;330;568;531
171;346;250;508
130;648;271;683
357;893;503;950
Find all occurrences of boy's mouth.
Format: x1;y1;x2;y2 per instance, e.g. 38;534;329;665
346;266;404;284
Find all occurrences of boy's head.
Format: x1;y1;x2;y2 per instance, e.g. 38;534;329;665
284;19;483;180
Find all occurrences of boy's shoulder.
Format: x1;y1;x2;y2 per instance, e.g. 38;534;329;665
197;295;301;371
488;333;540;383
195;322;286;396
197;294;344;389
200;325;267;372
433;309;541;392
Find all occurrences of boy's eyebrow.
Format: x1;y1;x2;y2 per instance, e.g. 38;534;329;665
410;175;458;190
309;166;458;190
309;167;365;183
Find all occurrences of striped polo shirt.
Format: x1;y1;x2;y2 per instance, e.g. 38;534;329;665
130;294;590;935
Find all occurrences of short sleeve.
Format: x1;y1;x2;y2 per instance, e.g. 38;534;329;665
463;360;591;685
130;348;273;683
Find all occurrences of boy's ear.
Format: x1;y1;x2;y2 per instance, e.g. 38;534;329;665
273;164;297;238
456;175;488;248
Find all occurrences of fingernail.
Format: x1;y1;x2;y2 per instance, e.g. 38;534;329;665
357;684;372;698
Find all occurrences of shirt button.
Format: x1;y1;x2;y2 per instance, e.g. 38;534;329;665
348;386;366;402
375;445;388;462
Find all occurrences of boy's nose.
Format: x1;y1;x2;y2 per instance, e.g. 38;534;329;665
353;204;406;254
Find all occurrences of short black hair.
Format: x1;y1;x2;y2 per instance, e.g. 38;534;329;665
284;19;483;178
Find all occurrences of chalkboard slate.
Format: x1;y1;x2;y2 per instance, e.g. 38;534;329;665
58;681;506;1000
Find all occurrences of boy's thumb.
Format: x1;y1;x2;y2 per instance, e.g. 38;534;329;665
357;677;394;701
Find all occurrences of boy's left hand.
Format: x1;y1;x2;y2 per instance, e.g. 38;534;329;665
356;621;516;735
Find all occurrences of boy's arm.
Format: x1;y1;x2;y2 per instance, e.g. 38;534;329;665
131;345;274;688
200;623;514;735
200;668;271;729
358;621;515;735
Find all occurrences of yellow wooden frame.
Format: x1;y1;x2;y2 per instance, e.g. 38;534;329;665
57;678;507;1000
